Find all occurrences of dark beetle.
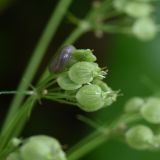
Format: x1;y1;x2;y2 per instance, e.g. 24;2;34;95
49;45;76;73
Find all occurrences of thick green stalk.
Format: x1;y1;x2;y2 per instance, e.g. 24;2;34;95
2;0;73;131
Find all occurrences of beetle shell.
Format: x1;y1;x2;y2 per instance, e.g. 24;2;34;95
49;45;76;73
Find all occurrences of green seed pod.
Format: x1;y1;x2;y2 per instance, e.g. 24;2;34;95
57;72;81;90
132;17;157;41
124;97;144;113
69;62;101;85
72;49;97;62
141;97;160;124
7;152;21;160
124;2;153;18
92;79;117;107
125;125;154;150
76;84;105;112
20;135;66;160
92;79;111;92
104;92;117;107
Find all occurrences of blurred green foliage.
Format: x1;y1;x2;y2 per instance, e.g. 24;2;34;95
86;35;160;160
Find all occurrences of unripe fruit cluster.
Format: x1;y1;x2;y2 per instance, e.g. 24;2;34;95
124;97;160;150
113;0;157;41
125;97;160;124
55;48;117;112
7;135;66;160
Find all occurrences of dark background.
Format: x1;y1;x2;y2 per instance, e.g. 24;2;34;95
0;0;160;159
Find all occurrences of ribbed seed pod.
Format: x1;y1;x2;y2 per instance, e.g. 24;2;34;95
125;125;154;150
57;72;81;90
76;84;105;112
20;135;66;160
69;62;101;85
141;97;160;124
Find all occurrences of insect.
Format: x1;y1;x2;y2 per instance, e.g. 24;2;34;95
49;45;75;73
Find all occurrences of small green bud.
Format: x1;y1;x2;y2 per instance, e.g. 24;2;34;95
141;97;160;124
113;0;127;11
69;62;101;85
92;79;111;92
20;135;66;160
132;17;157;41
125;125;154;150
7;152;21;160
76;84;105;112
57;72;81;90
124;97;144;113
93;79;117;107
72;49;97;62
104;92;117;107
124;2;153;18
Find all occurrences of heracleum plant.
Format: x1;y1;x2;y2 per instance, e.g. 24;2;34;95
0;0;160;160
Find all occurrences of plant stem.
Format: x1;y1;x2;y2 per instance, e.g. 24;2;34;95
64;27;88;45
67;130;110;160
0;91;35;95
0;97;36;151
67;113;142;160
2;0;73;132
96;25;131;34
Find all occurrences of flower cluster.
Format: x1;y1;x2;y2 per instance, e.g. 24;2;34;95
48;45;117;112
113;0;158;41
7;135;66;160
124;97;160;150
